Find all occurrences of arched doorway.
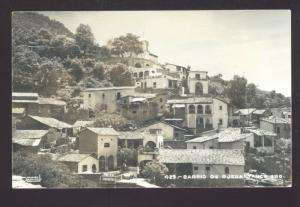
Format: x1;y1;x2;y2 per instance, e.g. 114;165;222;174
144;71;149;77
107;155;114;171
92;164;97;173
99;156;106;172
195;82;203;95
139;71;143;78
145;141;156;151
196;117;204;129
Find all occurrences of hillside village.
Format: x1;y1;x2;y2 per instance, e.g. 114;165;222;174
12;12;292;188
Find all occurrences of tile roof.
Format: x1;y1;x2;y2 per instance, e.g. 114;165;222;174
119;131;144;140
58;153;94;163
253;109;267;115
38;98;66;106
73;120;94;128
86;127;119;136
186;135;219;143
13;130;49;139
167;97;213;104
158;149;244;165
12;108;25;114
29;116;72;128
235;108;256;115
13;138;42;147
246;128;277;136
261;116;291;124
83;87;136;92
218;128;251;143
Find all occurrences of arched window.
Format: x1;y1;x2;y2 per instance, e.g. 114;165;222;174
189;105;195;114
139;72;143;78
135;63;142;68
92;164;97;173
197;105;203;114
205;105;211;114
225;167;230;174
144;71;149;77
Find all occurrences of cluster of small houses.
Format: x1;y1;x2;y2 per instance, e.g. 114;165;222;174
12;39;292;187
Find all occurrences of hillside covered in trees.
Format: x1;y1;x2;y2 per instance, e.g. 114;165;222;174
12;12;291;109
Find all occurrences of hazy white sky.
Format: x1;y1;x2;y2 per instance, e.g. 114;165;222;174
40;10;291;96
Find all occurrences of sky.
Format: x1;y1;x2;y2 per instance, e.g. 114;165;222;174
40;10;291;96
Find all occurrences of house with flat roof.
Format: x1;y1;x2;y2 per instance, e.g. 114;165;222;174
167;97;232;134
82;87;136;113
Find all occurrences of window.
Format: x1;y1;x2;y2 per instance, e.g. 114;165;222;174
276;127;280;134
174;133;178;138
168;80;172;87
153;82;157;88
189;105;195;114
193;146;197;149
135;63;142;68
219;119;223;125
133;72;138;78
102;93;105;99
160;106;163;109
197;105;203;114
254;135;262;147
132;111;137;114
195;74;200;79
160;98;163;102
205;105;211;114
194;166;199;171
104;143;110;147
149;129;161;134
264;136;273;147
144;71;149;77
219;106;222;110
116;92;121;100
139;72;143;78
89;94;91;98
225;167;230;174
82;165;88;172
205;166;210;172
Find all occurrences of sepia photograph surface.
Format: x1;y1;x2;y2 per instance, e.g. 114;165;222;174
11;10;291;188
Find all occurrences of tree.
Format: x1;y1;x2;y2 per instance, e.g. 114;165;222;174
12;151;97;188
68;58;84;82
12;45;41;91
110;33;144;59
246;83;257;107
226;75;247;108
117;148;138;167
93;62;105;80
75;24;95;55
141;160;169;186
109;64;132;86
94;112;136;131
34;60;74;96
